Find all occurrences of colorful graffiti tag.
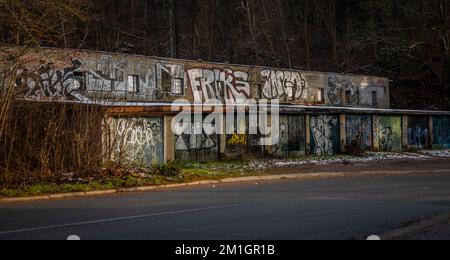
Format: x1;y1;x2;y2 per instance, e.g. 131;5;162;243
310;115;340;156
407;116;430;149
345;115;372;148
225;115;248;158
107;117;163;166
377;116;402;152
433;116;450;148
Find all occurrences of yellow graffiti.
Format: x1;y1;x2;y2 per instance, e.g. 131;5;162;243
227;134;247;146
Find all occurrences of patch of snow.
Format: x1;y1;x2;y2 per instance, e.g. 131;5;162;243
420;149;450;158
248;151;436;171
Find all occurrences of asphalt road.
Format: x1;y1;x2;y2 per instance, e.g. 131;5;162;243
1;159;450;240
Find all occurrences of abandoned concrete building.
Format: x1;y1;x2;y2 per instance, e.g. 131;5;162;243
1;46;449;166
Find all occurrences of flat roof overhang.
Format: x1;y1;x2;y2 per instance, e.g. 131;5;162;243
17;100;450;116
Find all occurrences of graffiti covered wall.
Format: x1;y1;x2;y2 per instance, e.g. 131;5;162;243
175;118;219;162
187;68;251;104
433;116;450;148
345;115;372;148
326;75;389;108
260;69;308;101
375;116;402;152
225;115;248;158
273;115;306;157
5;47;390;108
107;117;164;167
13;50;186;102
310;115;340;156
407;116;430;149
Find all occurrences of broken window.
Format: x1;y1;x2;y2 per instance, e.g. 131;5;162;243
171;78;184;95
127;75;140;93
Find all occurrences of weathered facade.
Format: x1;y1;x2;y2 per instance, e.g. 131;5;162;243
1;47;390;107
1;46;449;166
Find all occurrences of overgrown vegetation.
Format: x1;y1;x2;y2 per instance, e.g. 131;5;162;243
0;161;253;197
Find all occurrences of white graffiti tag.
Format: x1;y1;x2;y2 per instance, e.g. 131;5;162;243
187;68;250;103
112;118;163;166
261;69;308;100
311;115;338;156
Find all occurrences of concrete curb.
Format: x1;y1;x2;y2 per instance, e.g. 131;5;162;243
0;169;447;204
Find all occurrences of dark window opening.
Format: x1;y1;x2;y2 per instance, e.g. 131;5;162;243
372;91;378;107
127;75;140;93
161;69;171;93
345;90;352;104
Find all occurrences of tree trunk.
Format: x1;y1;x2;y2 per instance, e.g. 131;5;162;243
168;0;178;58
277;0;292;68
304;0;311;70
329;0;338;70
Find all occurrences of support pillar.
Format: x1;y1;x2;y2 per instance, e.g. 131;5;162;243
164;115;175;163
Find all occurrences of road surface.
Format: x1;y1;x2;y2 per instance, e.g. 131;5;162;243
0;159;450;240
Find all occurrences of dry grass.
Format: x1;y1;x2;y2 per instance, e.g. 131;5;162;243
0;101;106;189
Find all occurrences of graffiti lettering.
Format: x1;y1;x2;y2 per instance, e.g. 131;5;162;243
110;118;163;166
408;127;429;149
175;125;217;151
260;69;307;100
15;59;90;102
187;68;250;103
16;56;185;102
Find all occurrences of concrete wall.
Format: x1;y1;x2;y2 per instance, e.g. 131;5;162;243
2;47;390;109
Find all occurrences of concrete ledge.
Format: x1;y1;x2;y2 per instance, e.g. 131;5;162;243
85;189;118;196
0;169;448;204
49;192;86;200
0;195;51;203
